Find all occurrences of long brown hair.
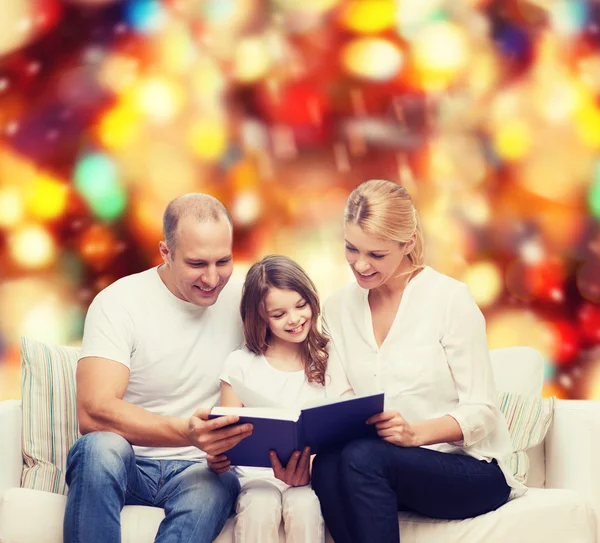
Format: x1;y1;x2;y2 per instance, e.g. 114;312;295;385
345;179;425;274
240;255;328;385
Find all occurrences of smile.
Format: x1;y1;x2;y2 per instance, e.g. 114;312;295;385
194;285;217;293
286;322;307;334
356;270;377;279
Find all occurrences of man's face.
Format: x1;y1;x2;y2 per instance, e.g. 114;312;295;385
161;216;234;307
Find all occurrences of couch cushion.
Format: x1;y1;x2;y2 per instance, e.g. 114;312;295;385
499;392;555;485
490;347;547;487
0;487;279;543
397;488;596;543
1;487;595;543
20;337;81;494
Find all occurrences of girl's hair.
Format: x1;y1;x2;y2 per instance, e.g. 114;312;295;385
345;179;425;273
241;254;328;385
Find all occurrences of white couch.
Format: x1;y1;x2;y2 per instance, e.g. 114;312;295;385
1;346;599;543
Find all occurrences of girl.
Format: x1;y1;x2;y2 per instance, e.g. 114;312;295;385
209;254;338;543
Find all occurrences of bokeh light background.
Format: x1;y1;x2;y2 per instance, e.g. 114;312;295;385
1;0;600;401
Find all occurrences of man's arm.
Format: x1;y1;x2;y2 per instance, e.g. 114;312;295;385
77;357;253;454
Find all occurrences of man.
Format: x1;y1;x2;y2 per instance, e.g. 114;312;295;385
63;194;253;543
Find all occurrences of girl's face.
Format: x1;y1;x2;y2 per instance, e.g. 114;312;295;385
264;287;313;346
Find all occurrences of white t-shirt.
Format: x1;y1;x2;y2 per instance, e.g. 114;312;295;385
323;266;527;498
220;348;328;488
80;266;244;461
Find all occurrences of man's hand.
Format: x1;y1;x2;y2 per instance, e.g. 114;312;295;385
188;408;253;456
270;446;311;487
207;454;232;474
367;410;418;447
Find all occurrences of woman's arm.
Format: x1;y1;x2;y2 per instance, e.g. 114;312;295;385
440;283;499;447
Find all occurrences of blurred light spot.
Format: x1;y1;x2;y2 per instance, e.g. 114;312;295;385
125;0;165;34
157;25;195;74
412;21;468;75
493;119;531;161
589;161;600;219
79;224;117;270
462;261;503;307
9;224;56;269
575;104;600;149
0;187;24;228
275;0;341;13
25;173;69;221
341;38;403;81
135;77;185;123
98;104;140;150
232;191;262;227
187;118;228;161
74;153;127;221
536;78;580;122
339;0;396;34
520;239;544;264
233;36;272;83
397;0;445;38
550;0;588;36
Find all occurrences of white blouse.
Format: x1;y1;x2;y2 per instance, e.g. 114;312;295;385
323;266;526;497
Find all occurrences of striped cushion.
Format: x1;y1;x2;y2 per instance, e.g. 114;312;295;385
498;392;555;484
20;337;81;495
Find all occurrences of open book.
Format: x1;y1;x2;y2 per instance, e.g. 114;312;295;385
210;379;384;468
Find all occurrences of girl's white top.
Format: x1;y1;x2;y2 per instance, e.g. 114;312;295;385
220;348;330;489
322;266;527;498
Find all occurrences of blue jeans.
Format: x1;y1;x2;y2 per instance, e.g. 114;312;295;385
312;438;511;543
63;432;240;543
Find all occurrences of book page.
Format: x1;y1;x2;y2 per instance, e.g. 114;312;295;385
211;405;301;421
229;376;280;408
301;392;376;410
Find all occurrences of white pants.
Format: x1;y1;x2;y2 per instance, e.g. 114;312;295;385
234;478;325;543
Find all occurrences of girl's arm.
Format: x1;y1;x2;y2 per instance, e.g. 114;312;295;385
220;381;243;407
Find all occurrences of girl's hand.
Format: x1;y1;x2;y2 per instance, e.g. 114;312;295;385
270;446;311;486
207;453;232;473
367;410;418;447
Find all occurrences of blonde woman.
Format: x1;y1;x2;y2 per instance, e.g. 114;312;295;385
311;179;526;543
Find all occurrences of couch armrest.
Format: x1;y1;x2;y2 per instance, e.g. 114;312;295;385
0;400;22;496
545;400;600;514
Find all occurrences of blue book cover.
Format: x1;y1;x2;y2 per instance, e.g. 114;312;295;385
210;393;384;468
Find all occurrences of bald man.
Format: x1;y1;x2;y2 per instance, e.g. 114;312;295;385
64;194;252;543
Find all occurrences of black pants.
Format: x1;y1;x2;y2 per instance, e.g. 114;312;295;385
312;438;511;543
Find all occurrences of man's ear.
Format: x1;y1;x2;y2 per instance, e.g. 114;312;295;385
159;241;170;263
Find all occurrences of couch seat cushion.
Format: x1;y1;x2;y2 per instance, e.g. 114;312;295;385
1;487;596;543
0;487;237;543
398;488;596;543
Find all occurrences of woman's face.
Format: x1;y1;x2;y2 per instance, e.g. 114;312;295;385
344;222;410;290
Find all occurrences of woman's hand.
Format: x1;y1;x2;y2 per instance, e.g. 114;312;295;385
206;453;232;474
367;410;419;447
270;446;311;486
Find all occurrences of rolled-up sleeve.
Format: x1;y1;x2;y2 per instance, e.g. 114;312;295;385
441;283;498;447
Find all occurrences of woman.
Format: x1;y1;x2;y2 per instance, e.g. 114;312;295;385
311;179;525;543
